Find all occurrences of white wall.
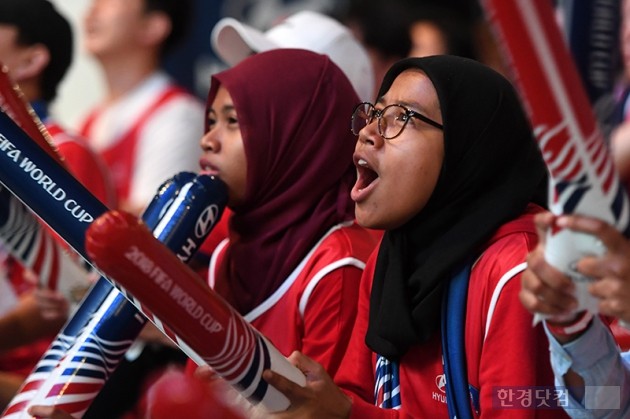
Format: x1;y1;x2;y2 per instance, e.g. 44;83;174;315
49;0;105;130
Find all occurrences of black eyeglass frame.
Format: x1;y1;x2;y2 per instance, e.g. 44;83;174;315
351;102;443;139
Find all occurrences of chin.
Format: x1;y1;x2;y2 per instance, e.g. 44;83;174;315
356;205;410;231
355;208;387;230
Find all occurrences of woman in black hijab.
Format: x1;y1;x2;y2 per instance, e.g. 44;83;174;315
264;55;563;418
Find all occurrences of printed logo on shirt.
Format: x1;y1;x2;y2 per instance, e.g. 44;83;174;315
432;374;447;404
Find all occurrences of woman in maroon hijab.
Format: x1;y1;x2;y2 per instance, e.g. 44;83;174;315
198;48;378;377
27;48;378;419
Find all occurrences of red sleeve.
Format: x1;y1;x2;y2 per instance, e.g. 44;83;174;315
301;263;362;377
475;274;562;419
465;225;566;419
333;252;396;418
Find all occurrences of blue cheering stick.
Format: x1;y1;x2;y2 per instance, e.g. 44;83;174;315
0;110;227;418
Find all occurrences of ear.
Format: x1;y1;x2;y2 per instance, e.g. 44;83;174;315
11;44;50;82
140;12;172;47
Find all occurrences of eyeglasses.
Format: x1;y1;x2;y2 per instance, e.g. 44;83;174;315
351;102;443;139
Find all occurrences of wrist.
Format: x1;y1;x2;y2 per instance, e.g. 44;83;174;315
545;310;594;343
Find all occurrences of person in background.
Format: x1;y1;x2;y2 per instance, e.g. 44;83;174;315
0;0;115;410
406;2;476;59
210;9;374;102
76;0;205;417
340;0;412;102
603;0;630;188
520;212;630;417
78;0;203;216
262;55;563;418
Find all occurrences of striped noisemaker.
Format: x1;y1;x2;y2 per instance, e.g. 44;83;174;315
482;0;630;313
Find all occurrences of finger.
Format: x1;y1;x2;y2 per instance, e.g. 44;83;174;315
578;253;630;281
589;278;630;301
519;285;575;316
533;211;555;245
525;253;574;293
598;297;630;321
262;369;309;403
520;268;577;313
556;215;626;253
287;351;323;377
27;405;71;419
193;364;214;381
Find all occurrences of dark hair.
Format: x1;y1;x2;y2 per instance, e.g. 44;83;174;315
342;0;411;60
144;0;193;55
407;3;477;59
338;0;479;60
0;0;72;102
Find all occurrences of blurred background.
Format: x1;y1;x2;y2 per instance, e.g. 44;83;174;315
49;0;487;129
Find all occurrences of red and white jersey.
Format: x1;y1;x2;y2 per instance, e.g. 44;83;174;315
336;205;566;418
209;222;379;376
45;120;116;207
78;71;204;209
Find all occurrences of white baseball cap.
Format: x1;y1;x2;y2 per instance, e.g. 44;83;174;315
211;10;375;101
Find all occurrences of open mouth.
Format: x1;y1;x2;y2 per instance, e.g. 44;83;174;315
351;157;379;202
356;158;379;189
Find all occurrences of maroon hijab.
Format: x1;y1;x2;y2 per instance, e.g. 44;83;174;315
207;49;359;314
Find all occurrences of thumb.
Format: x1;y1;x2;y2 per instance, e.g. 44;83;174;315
287;351;320;375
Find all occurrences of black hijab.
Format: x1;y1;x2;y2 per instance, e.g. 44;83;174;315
365;56;548;359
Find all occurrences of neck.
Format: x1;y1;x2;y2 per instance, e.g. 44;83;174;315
97;52;160;102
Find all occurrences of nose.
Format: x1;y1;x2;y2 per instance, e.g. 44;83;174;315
357;119;384;148
200;129;220;153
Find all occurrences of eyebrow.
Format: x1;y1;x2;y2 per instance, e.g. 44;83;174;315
376;97;432;115
208;104;236;114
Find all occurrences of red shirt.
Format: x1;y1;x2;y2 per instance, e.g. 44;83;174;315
209;222;379;377
336;205;567;418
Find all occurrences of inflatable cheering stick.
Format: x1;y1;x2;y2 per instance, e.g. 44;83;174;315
2;173;226;418
0;185;92;305
86;211;307;412
482;0;630;315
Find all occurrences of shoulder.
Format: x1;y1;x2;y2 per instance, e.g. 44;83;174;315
474;204;542;274
307;222;380;269
144;87;204;128
470;204;542;301
152;78;204;113
133;74;204;123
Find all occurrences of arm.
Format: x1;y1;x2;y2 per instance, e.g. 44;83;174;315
476;267;563;418
263;255;412;418
546;316;630;418
521;212;630;417
521;211;630;324
0;291;65;352
300;264;362;376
